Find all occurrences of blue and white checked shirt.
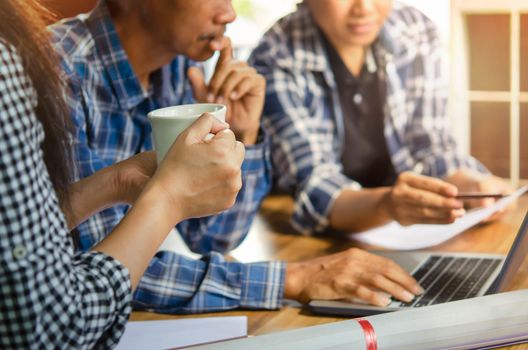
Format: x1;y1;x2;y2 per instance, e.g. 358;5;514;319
249;2;488;235
50;1;284;313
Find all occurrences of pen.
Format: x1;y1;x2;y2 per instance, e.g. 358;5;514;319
455;193;505;199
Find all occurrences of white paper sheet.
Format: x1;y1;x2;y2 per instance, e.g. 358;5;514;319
115;316;247;350
349;186;528;250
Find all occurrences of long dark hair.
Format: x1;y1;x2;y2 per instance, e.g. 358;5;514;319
0;0;73;205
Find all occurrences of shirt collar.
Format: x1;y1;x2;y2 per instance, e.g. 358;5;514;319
85;1;148;110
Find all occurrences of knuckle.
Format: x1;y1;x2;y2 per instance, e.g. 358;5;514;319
223;164;240;180
200;113;216;125
228;173;242;193
221;195;237;211
227;194;238;208
347;247;361;257
343;281;358;294
212;145;228;159
209;80;220;92
202;112;215;120
331;279;345;291
385;259;399;270
235;174;243;191
354;270;366;282
371;274;384;285
392;187;404;198
400;171;411;181
445;198;457;208
357;286;374;299
238;143;246;158
381;263;396;275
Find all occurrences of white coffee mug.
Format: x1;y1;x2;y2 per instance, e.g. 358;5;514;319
148;103;227;163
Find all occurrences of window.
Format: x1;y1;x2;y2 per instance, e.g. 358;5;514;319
230;0;300;60
451;0;528;184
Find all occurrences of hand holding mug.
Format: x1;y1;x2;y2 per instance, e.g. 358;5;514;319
149;113;245;221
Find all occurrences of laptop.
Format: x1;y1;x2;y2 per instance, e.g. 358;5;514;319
308;210;528;317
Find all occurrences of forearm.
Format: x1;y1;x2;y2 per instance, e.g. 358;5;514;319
329;187;392;232
93;185;177;289
64;166;120;230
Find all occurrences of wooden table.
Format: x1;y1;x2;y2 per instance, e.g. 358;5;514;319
132;194;528;349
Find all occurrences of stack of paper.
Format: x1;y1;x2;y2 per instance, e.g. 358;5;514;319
115;316;247;350
349;186;528;250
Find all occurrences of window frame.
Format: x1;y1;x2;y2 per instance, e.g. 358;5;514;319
450;0;528;185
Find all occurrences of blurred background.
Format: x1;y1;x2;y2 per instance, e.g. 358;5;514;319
41;0;528;185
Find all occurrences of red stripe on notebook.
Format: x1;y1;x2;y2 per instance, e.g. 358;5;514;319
356;318;377;350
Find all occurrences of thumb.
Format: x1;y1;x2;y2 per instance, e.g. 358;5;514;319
211;128;236;145
184;113;228;143
188;66;208;102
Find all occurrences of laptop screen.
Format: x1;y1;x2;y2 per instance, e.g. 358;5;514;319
487;210;528;293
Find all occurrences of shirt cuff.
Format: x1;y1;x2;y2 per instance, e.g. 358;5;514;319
292;172;360;235
241;128;270;174
75;251;132;345
239;261;286;310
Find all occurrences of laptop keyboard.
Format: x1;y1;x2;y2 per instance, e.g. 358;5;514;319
395;255;502;308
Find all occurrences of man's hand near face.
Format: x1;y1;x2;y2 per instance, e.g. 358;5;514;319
188;37;265;145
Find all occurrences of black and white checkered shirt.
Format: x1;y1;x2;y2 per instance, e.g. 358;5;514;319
0;40;131;349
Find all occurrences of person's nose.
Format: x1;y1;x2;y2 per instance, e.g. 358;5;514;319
215;1;237;25
352;0;376;15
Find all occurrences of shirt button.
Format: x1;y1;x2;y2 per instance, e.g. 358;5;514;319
13;245;27;259
353;93;363;105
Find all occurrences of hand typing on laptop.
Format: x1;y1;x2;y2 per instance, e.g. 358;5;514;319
284;248;424;307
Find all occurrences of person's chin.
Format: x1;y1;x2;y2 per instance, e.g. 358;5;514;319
186;47;216;62
347;32;379;47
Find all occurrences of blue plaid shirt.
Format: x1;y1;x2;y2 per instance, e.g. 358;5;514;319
50;2;284;313
249;2;488;235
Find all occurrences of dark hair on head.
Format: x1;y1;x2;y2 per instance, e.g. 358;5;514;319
0;0;73;206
